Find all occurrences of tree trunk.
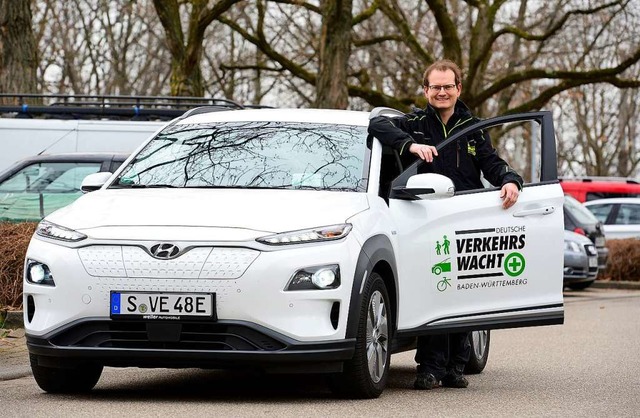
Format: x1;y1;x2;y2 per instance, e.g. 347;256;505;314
0;0;38;103
153;0;203;97
314;0;352;109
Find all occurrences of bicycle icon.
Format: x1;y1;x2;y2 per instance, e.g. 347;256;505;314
437;277;451;292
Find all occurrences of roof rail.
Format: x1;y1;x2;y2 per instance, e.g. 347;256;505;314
0;93;267;121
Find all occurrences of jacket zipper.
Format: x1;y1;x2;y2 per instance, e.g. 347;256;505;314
438;116;473;168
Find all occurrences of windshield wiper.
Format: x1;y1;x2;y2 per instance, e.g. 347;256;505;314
110;183;177;189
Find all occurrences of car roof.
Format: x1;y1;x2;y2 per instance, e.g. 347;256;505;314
0;152;130;179
584;197;640;205
177;108;371;126
13;152;129;163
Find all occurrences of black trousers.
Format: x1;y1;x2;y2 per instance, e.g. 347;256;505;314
414;332;471;380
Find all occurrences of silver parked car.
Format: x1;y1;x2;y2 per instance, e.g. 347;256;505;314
584;198;640;240
563;230;598;290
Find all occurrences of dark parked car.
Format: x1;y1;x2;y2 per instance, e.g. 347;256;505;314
0;153;128;222
563;230;598;290
563;194;608;272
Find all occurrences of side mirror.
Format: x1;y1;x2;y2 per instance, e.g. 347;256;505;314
369;106;405;119
391;173;455;200
81;172;112;193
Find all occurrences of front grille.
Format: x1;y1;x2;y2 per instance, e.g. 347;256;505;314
78;246;260;279
49;321;286;351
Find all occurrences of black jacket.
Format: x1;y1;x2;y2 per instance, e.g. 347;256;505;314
368;101;523;192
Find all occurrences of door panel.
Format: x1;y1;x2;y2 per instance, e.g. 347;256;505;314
392;183;564;332
384;111;564;335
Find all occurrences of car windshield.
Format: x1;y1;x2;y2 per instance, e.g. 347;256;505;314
565;194;598;224
112;121;369;191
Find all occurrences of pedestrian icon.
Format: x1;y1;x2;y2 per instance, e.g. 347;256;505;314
442;235;450;255
434;235;451;255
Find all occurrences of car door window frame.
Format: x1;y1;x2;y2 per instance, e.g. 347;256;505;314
389;112;557;197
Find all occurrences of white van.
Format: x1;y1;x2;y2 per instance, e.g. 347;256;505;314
0;118;166;173
0;94;248;172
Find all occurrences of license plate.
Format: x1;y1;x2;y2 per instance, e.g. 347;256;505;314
110;292;215;319
588;257;598;268
595;237;605;247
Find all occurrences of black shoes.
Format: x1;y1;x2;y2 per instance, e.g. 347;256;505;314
441;373;469;388
414;371;469;390
413;372;439;390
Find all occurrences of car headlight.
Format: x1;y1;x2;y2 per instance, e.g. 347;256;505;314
257;224;352;245
564;240;582;253
36;220;87;242
286;265;341;291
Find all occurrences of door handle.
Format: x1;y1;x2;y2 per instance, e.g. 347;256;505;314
513;206;556;217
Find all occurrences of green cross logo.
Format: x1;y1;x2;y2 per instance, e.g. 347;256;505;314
504;252;525;277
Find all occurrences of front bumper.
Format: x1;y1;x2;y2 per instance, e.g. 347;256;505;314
24;235;363;342
563;251;597;283
27;318;355;373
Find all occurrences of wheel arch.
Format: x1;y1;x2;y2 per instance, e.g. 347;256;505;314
345;234;398;339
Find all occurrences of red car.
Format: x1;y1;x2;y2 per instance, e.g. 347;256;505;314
559;176;640;203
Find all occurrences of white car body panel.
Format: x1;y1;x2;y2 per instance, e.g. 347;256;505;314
392;183;564;330
22;108;564;395
47;189;369;235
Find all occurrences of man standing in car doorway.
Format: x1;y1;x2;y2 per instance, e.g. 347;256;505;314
368;59;524;390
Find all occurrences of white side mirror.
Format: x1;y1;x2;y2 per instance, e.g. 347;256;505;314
81;172;113;193
396;173;455;200
369;107;406;119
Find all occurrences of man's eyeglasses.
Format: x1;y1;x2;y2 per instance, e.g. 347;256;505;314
427;84;457;92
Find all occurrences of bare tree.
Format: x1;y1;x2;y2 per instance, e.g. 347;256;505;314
152;0;243;97
33;0;171;96
0;0;38;102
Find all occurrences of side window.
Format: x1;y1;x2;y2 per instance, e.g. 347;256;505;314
615;204;640;225
0;165;46;192
563;208;575;230
587;204;614;223
379;145;403;201
0;162;102;193
44;164;102;192
485;121;541;186
586;192;608;201
389;112;558;195
110;160;125;172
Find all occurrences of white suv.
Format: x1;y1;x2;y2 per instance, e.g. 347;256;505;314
23;107;564;398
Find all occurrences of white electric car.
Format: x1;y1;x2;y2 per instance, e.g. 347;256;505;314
23;107;564;398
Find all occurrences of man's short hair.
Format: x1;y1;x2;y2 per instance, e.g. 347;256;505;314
423;59;462;87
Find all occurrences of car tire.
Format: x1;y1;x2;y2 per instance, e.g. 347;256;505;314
567;280;595;291
464;330;490;375
330;272;391;399
30;354;103;393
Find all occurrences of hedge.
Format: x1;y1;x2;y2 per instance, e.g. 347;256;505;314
1;222;37;310
0;223;638;310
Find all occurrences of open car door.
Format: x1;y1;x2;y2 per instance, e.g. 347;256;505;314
383;111;564;336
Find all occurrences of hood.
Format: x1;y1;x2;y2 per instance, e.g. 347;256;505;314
563;229;593;244
46;188;369;240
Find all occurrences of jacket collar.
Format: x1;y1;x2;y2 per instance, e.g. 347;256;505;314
425;100;473;121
